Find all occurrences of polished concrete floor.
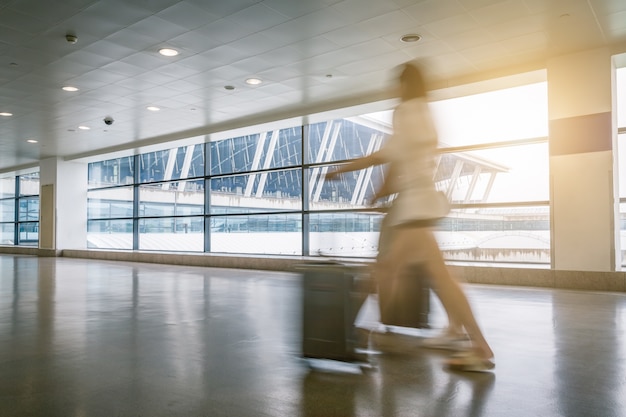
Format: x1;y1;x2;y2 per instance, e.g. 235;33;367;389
1;254;625;417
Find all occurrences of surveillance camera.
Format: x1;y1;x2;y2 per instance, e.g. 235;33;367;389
103;116;114;125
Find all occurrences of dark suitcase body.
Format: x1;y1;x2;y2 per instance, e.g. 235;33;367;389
300;262;370;363
377;264;430;329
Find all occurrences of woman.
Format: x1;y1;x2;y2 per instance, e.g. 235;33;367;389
326;62;494;371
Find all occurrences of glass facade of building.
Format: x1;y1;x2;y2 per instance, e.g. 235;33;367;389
86;82;553;262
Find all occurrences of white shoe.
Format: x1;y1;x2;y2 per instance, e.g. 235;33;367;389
371;331;420;354
421;332;469;351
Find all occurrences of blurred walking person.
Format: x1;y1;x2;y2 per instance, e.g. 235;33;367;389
326;62;494;371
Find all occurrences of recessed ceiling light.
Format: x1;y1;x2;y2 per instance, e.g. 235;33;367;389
62;86;79;92
245;77;262;85
159;48;179;57
27;139;38;144
0;112;13;117
147;106;160;111
400;33;422;43
78;125;90;130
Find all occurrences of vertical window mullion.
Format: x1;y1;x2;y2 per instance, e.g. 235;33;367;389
204;141;211;253
14;175;20;245
133;154;139;250
302;125;309;256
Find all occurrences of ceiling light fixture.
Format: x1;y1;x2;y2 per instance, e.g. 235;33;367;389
78;125;90;130
245;77;262;85
159;48;179;57
147;106;160;111
0;112;12;117
62;86;79;92
400;33;422;43
27;139;38;144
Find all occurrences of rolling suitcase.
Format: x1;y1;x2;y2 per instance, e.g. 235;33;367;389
299;261;371;364
377;263;430;329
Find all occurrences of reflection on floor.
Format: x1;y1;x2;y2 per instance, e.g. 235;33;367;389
1;255;625;417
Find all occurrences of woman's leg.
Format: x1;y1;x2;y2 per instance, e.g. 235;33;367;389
380;225;494;360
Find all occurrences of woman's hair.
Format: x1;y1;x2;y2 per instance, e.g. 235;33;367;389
399;62;427;101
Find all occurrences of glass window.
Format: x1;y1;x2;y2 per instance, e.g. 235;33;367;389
139;144;204;183
80;80;550;264
18;172;39;196
87;219;133;250
441;142;549;204
309;211;384;257
139;217;204;252
88;187;134;219
1;223;14;244
431;82;549;147
210;127;302;175
18;197;39;222
307;164;386;211
18;222;38;246
88;156;135;189
210;169;302;214
0;176;16;199
210;213;302;255
440;205;550;264
139;180;204;217
0;199;15;222
306;118;391;164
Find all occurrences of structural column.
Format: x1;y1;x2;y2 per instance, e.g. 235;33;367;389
39;158;88;251
548;47;619;271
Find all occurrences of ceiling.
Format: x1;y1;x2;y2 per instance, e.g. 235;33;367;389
1;0;626;172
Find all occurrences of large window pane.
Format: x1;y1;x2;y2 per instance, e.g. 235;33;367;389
442;142;549;204
139;180;204;217
309;212;384;257
210;127;302;175
0;176;15;199
139;144;204;183
88;187;134;219
139;217;203;252
18;197;39;221
306;117;391;164
307;165;385;211
88;156;135;189
439;205;550;264
210;213;301;255
18;222;38;246
1;223;14;244
87;219;133;250
19;172;39;196
0;200;14;222
432;82;548;147
210;169;302;214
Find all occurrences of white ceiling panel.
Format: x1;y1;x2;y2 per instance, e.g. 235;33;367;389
357;10;421;38
405;0;467;25
331;0;401;22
